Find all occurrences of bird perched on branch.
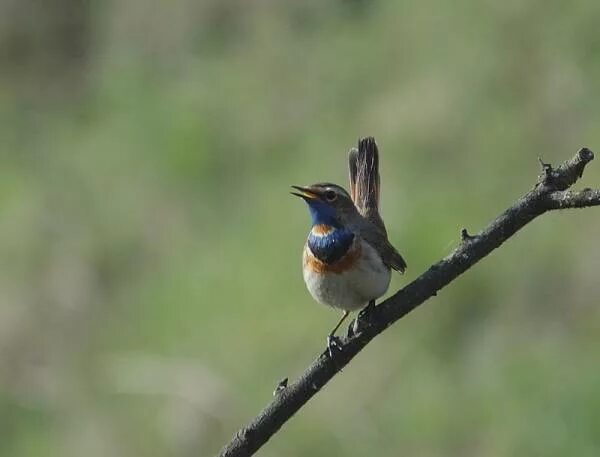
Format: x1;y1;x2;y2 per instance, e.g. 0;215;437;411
292;137;406;355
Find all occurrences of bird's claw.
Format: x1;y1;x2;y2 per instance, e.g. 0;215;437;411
354;301;376;334
358;303;374;321
327;335;343;358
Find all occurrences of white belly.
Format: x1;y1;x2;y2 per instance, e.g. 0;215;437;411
303;239;391;311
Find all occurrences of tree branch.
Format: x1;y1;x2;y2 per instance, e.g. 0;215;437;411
217;147;598;457
545;188;600;210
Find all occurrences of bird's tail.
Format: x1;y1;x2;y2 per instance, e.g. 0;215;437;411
349;137;385;230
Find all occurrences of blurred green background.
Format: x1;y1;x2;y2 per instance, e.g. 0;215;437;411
2;1;600;456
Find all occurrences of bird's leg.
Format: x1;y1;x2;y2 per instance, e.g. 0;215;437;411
353;300;376;335
362;299;376;317
327;311;349;358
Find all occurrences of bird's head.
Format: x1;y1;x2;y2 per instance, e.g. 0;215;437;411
291;183;356;227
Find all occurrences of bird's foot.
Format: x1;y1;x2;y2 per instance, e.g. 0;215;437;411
326;335;343;359
353;300;377;335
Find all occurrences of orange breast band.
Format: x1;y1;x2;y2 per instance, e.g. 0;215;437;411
311;224;334;236
304;242;361;274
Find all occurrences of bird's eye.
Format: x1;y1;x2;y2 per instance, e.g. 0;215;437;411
324;190;337;202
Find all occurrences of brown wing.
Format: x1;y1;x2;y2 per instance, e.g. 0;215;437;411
375;237;407;273
351;218;407;273
348;136;386;233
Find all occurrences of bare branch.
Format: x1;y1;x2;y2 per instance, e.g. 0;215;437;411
217;147;597;457
545;188;600;210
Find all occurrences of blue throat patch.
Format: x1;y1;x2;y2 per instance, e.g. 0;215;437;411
304;199;354;263
308;228;354;264
305;199;339;227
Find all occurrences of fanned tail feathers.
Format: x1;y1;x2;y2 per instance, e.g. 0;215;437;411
349;136;407;273
349;137;385;231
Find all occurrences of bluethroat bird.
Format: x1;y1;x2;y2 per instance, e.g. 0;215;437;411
292;137;407;355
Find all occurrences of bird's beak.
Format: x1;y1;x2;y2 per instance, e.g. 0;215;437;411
290;185;320;200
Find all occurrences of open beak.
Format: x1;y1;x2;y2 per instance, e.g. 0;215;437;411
290;185;320;200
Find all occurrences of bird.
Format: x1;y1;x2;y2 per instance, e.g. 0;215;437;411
291;136;406;355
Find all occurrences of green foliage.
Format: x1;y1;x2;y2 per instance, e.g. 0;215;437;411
1;1;600;456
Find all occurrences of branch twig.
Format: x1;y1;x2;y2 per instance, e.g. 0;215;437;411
217;148;599;457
